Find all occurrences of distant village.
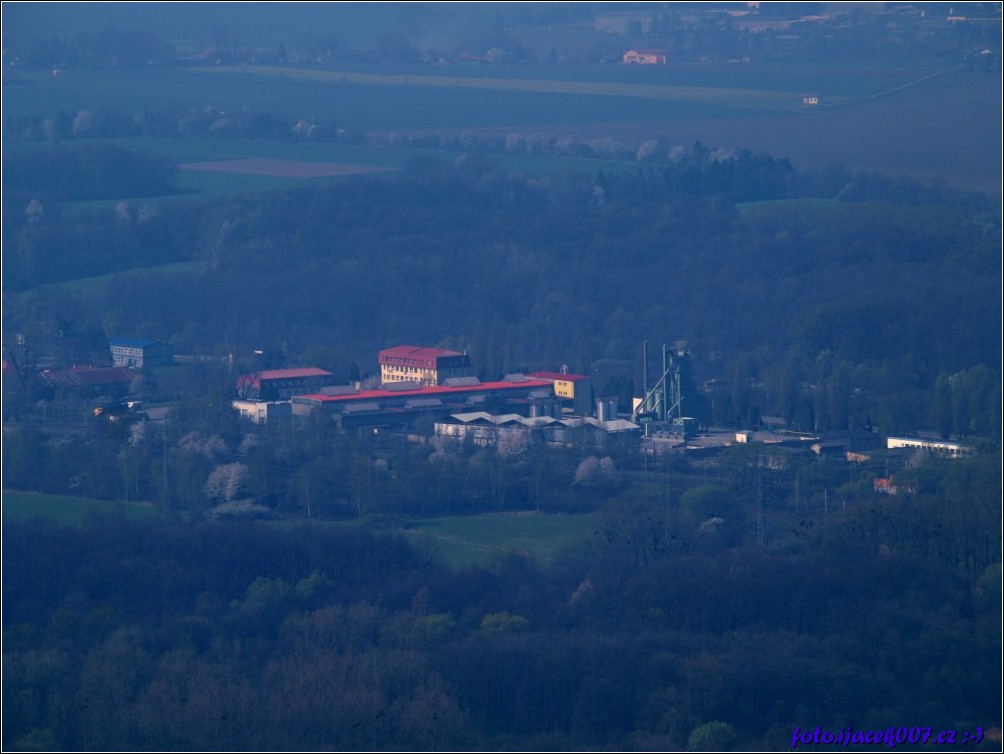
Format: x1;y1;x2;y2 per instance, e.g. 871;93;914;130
6;1;998;74
5;335;976;499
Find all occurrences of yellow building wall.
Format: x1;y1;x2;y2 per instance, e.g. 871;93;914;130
381;365;436;386
553;379;576;399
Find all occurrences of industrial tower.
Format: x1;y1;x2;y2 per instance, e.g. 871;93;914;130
633;341;685;423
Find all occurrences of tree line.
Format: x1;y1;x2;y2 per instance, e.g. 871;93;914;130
3;144;177;201
3;466;1000;751
4;26;175;70
3;105;343;146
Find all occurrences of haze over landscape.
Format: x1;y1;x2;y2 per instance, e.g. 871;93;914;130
2;2;1002;751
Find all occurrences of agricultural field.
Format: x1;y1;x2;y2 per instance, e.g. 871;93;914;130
1;491;158;526
4;61;998;193
3;63;766;146
7;59;959;130
179;156;395;177
3;133;645;203
400;512;599;570
298;59;943;97
197;64;813;110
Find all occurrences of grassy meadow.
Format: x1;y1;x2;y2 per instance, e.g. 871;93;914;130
401;512;598;570
0;489;597;571
25;260;206;295
2;491;158;526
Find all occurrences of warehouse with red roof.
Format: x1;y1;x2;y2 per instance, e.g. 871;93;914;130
236;367;335;400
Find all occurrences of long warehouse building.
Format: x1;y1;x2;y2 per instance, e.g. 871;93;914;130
291;376;558;429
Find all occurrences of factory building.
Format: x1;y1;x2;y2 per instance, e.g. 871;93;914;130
527;370;593;415
36;365;136;399
291;376;555;430
232;399;293;425
236;367;335;400
434;411;641;449
108;338;175;368
887;437;974;458
378;345;473;387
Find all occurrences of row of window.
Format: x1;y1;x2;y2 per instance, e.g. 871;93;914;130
384;359;435;367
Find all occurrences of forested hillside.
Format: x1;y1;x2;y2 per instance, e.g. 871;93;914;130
3;493;1001;752
3;144;1000;436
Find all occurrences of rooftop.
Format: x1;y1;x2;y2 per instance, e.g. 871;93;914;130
38;366;135;389
256;368;333;380
443;412;640;432
378;345;467;367
108;337;167;349
528;371;590;382
298;378;553;404
236;367;335;392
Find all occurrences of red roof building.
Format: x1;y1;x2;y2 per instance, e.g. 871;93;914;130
378;345;473;387
36;366;136;396
236;367;334;400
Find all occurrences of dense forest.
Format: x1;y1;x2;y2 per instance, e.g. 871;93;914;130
3;466;1001;752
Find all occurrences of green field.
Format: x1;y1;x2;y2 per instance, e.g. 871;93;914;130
2;65;760;133
281;60;941;97
3;60;997;195
28;260;206;294
3;61;939;124
5;134;648;204
2;490;159;525
400;512;598;569
1;491;597;571
12;58;933;144
198;64;816;110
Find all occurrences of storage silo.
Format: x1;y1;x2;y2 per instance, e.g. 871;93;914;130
596;397;619;422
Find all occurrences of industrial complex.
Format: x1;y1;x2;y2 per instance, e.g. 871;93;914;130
4;334;974;468
224;342;974;464
235;344;640;442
